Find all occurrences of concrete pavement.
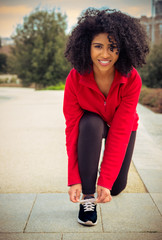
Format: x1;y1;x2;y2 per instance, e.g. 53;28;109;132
0;87;162;240
0;87;67;193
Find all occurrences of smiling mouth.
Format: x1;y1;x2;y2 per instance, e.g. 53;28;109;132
98;60;111;66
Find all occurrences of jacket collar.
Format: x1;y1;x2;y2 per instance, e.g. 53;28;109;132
79;69;128;89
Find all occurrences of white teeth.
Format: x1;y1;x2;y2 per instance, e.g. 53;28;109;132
100;60;110;64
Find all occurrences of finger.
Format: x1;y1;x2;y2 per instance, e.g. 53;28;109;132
96;192;101;203
96;198;100;203
72;195;79;203
97;188;101;197
98;190;111;203
69;190;77;203
96;196;101;203
102;195;112;203
103;192;112;203
96;188;102;202
99;191;107;203
96;193;105;203
76;189;81;202
69;193;75;203
73;189;82;203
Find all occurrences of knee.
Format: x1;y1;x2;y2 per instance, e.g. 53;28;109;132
79;112;104;134
111;181;127;196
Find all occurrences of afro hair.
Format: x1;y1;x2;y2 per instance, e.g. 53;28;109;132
65;8;149;75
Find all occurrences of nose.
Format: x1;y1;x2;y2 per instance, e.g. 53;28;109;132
102;48;111;58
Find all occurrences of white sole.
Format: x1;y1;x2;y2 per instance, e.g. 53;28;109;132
77;218;97;226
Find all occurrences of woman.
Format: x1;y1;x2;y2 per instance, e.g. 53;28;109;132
63;8;149;226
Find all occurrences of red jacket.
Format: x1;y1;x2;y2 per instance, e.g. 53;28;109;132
63;67;142;190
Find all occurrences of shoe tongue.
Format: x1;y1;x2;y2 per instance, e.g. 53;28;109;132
84;196;95;200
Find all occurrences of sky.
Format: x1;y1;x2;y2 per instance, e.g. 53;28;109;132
0;0;152;38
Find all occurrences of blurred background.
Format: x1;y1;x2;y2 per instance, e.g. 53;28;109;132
0;0;161;108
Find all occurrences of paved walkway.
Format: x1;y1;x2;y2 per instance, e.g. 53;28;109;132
0;87;162;240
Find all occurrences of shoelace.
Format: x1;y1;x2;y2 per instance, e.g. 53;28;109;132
82;201;95;212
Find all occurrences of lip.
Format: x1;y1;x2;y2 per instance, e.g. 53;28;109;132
98;59;111;66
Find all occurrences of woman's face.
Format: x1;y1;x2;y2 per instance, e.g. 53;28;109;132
90;33;119;74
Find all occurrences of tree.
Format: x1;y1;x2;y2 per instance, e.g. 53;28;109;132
11;8;70;88
0;53;7;73
139;42;162;88
0;37;2;48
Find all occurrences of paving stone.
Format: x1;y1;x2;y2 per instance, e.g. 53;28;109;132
25;193;102;233
0;194;36;232
150;193;162;215
133;153;162;170
101;193;162;232
133;104;162;184
137;104;162;149
0;233;61;240
123;162;147;193
133;124;162;171
137;169;162;193
1;233;162;240
63;233;162;240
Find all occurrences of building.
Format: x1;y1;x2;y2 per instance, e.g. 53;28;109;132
0;45;12;56
140;0;162;45
1;37;14;46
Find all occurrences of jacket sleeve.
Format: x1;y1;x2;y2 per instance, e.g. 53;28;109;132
63;70;84;186
97;70;142;190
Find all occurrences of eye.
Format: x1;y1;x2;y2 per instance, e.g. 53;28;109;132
94;45;102;49
110;46;114;52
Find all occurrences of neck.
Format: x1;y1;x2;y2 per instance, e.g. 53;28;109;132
93;66;115;81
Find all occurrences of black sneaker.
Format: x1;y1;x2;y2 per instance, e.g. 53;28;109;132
78;196;97;226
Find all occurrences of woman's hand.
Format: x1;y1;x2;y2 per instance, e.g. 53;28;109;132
96;185;112;203
68;184;82;203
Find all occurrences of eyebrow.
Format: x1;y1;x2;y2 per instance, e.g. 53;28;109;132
92;43;103;45
92;43;115;46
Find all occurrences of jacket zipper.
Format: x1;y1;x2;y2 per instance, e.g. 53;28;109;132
104;100;106;111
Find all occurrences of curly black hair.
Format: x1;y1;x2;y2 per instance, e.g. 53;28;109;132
65;8;149;75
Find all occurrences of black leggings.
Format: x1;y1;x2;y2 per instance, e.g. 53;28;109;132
78;112;136;196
